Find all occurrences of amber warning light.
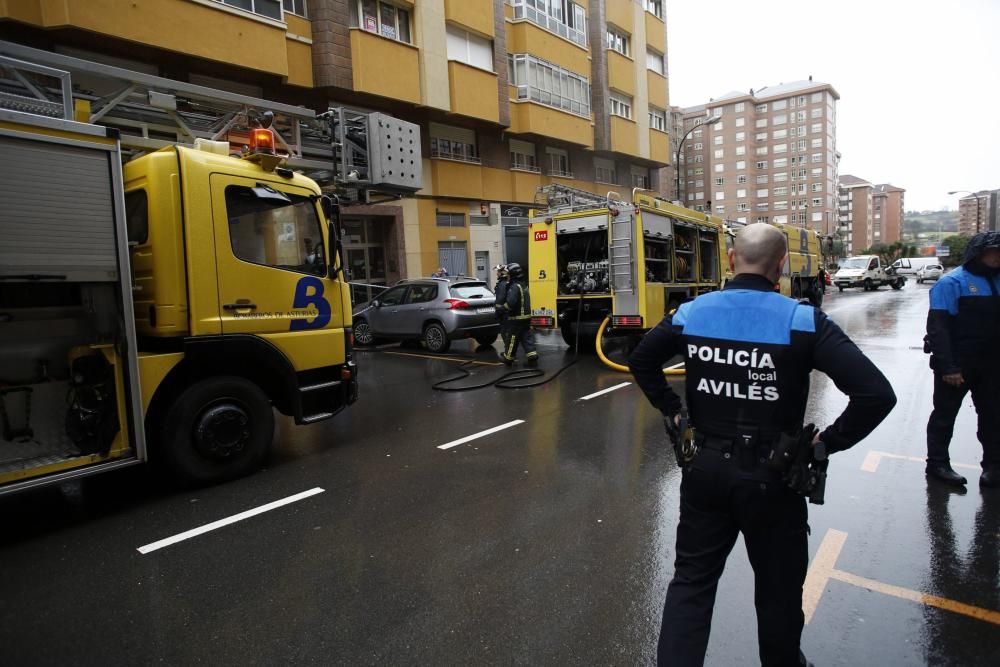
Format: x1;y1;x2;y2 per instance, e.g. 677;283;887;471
251;128;275;155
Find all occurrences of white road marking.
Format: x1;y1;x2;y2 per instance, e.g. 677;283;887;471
861;450;979;473
137;487;325;554
437;420;525;450
580;382;631;401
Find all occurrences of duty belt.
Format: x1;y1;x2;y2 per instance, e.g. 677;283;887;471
695;432;777;470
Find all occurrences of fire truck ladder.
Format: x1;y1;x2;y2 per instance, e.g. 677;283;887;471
609;206;637;307
0;40;334;179
533;183;624;214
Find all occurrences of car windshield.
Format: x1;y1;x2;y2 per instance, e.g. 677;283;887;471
450;283;491;299
840;258;869;269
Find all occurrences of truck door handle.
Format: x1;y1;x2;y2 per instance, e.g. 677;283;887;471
224;302;258;310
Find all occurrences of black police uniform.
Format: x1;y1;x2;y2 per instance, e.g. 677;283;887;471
925;232;1000;486
629;273;896;667
502;279;538;365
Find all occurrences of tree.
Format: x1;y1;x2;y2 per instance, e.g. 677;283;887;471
940;235;969;267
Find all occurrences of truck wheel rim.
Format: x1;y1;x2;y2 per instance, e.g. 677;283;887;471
193;403;251;460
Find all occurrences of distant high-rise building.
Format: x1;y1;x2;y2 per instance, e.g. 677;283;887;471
872;184;905;245
838;175;873;254
956;190;997;236
677;80;840;233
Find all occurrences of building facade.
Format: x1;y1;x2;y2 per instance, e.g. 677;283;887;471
956;190;997;236
675;81;840;234
871;183;904;246
837;175;873;255
0;0;673;288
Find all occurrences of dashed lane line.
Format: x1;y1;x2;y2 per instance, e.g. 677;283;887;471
437;420;525;450
137;487;325;555
579;382;631;401
860;450;980;473
804;529;1000;626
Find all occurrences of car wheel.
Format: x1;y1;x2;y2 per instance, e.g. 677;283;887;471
837;285;844;292
475;333;498;347
863;278;873;291
354;318;375;346
159;376;273;486
892;279;903;290
423;322;451;353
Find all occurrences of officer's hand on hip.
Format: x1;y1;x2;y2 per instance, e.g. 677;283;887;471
942;372;965;387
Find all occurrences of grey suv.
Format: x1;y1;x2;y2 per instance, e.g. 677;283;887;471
352;277;499;353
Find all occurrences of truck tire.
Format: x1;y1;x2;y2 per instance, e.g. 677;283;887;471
159;376;274;485
837;285;844;292
808;281;824;308
892;279;904;290
561;321;596;352
864;278;873;291
422;322;451;353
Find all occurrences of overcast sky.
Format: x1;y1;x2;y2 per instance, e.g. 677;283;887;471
666;0;1000;212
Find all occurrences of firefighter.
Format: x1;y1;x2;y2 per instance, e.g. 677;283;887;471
493;264;510;350
629;223;896;667
500;262;538;367
924;231;1000;488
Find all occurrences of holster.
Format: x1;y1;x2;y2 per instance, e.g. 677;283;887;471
665;411;696;468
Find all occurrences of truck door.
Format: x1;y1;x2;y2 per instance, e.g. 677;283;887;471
211;176;342;369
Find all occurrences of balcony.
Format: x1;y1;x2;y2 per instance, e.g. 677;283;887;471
649;129;669;164
507;1;587;49
447;61;499;123
645;10;666;53
510;101;593;148
607;51;636;97
647;70;667;109
429;157;484;200
507;20;589;75
445;0;494;37
610;115;638;157
350;29;420;104
606;0;635;32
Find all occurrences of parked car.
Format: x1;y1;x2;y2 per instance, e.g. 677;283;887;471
916;263;944;283
352;277;499;353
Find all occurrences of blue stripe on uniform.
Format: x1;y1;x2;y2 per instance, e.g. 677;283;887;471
679;290;805;345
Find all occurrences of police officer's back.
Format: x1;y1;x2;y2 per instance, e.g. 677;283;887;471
629;223;895;667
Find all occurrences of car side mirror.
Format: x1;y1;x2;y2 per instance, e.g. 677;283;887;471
371;299;381;308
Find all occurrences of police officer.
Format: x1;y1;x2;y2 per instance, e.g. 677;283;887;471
629;223;896;667
493;264;511;350
500;262;538;366
924;231;1000;488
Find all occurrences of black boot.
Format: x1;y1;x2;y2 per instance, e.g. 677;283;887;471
926;464;967;486
980;468;1000;488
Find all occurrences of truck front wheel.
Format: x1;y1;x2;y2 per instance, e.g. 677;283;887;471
159;376;274;485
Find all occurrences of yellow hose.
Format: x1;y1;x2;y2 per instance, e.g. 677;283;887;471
595;316;686;376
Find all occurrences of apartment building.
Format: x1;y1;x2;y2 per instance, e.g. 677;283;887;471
956;190;997;236
837;175;872;254
872;183;904;246
0;0;673;288
677;80;840;234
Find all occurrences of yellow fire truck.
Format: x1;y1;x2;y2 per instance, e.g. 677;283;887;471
527;185;727;355
724;222;828;307
0;43;420;494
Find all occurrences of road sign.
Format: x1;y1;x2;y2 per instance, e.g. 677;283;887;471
938;246;950;257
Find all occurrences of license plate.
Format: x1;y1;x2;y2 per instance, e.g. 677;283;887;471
476;307;494;314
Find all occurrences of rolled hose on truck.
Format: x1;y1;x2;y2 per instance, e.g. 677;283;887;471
595;316;686;377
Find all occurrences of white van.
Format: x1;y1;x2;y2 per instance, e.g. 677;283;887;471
890;257;939;276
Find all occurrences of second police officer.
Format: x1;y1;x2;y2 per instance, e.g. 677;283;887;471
499;262;538;366
629;223;896;667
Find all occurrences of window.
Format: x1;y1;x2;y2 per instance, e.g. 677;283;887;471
812;211;823;222
756;202;770;211
735;117;745;127
713;121;724;131
447;25;494;70
811;92;823;103
430;123;480;163
811;107;823;119
772;129;788;140
755;131;767;142
735;146;746;156
773;186;789;196
715;191;725;200
773;172;788;182
547;148;572;177
507;54;591;117
406;284;439;304
595;157;616;184
773;157;788;168
712;107;723;118
756;103;768;113
796;125;806;136
508;0;587;47
470;215;490;226
607;26;630;56
755;175;768;184
378;285;408;307
124;190;149;244
812;197;822;207
811;183;823;192
282;0;307;16
692;142;703;150
226;185;325;276
631;166;650;189
735;160;746;170
714;135;723;145
797;140;807;151
644;0;664;19
352;0;412;43
610;92;633;119
217;0;281;20
737;202;750;212
811;153;822;163
714;177;725;186
811;138;823;148
735;131;745;142
757;189;769;198
773;143;787;154
713;164;724;173
436;212;466;227
735;102;745;112
693;129;702;137
796;110;806;122
510;138;538;172
715;205;725;214
810;167;823;176
774;200;788;210
755;160;768;169
810;123;822;134
755;146;768;156
736;188;747;198
649;107;667;131
772;99;787;110
755;118;768;128
646;49;665;75
773;114;787;125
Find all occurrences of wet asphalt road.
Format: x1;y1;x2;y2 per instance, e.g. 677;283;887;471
1;282;997;666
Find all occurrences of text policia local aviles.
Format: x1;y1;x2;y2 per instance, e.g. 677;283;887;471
688;344;780;402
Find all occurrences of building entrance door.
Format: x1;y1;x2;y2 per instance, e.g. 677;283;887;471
343;217;388;304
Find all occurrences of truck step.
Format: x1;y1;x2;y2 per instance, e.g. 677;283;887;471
299;380;341;393
300;412;335;424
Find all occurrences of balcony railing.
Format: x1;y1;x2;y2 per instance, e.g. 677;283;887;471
430;148;482;164
509;0;587;47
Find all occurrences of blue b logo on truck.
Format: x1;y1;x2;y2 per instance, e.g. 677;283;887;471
290;276;331;330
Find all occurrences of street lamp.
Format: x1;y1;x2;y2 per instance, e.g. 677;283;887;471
948;189;986;234
675;115;721;204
